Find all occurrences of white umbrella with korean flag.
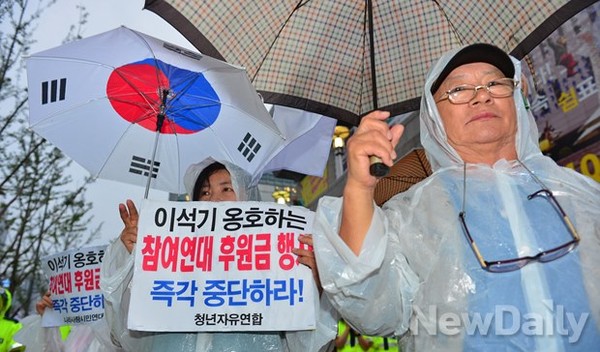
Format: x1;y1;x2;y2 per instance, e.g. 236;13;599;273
26;26;286;197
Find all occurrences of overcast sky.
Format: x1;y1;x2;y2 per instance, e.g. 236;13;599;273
31;0;197;245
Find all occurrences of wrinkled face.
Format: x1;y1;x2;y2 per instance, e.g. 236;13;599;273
196;169;237;202
433;62;517;152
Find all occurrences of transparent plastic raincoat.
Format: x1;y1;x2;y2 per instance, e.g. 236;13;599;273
314;46;600;351
14;314;116;352
100;158;337;352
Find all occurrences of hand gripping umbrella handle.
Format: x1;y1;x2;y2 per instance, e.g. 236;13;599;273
369;156;389;177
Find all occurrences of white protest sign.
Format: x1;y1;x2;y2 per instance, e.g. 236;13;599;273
40;245;107;327
129;199;316;332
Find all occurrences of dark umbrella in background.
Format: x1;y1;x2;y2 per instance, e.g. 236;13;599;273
374;148;431;206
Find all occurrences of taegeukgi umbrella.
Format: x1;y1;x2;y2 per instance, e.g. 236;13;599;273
26;26;285;197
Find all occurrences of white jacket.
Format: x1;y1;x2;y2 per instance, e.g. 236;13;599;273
100;158;337;352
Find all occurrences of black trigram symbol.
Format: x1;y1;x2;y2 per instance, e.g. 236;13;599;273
129;155;160;179
41;78;67;105
237;133;261;162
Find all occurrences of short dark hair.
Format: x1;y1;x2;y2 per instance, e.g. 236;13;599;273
192;162;227;201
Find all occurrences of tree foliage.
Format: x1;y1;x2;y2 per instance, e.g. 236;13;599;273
0;0;98;318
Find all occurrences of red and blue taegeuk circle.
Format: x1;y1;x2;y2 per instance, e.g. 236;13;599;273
106;58;221;134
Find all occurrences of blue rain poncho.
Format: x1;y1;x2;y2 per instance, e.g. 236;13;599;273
100;158;337;352
313;47;600;351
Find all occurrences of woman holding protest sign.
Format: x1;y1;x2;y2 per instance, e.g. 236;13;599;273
100;157;337;352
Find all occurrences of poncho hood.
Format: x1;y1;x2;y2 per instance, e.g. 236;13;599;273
183;157;254;201
419;44;542;171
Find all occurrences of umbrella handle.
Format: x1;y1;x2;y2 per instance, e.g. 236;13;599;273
369;156;389;177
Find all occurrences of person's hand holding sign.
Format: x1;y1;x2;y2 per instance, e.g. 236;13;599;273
119;199;139;254
293;234;322;295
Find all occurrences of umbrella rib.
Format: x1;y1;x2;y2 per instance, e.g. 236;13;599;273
366;0;378;109
431;0;465;44
167;66;282;134
92;119;177;191
386;176;427;181
112;68;162;122
417;150;432;176
27;56;118;69
249;0;307;83
94;122;138;181
133;66;283;136
126;27;173;129
165;71;203;108
30;45;165;128
169;98;283;137
28;96;123;129
107;94;159;126
205;125;240;170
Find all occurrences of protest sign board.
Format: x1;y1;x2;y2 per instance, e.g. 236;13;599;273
41;245;106;327
129;199;316;332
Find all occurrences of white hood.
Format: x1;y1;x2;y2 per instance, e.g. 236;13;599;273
419;48;541;171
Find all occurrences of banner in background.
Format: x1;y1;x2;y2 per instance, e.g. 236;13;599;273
129;199;316;332
521;2;600;183
300;167;330;206
41;245;106;327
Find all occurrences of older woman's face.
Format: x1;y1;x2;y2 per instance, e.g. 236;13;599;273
196;169;237;202
434;62;517;156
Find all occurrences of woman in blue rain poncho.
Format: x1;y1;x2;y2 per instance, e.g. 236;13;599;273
313;43;600;351
100;158;337;352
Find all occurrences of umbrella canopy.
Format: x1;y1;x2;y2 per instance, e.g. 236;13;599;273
26;26;285;196
143;0;596;126
374;148;431;206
